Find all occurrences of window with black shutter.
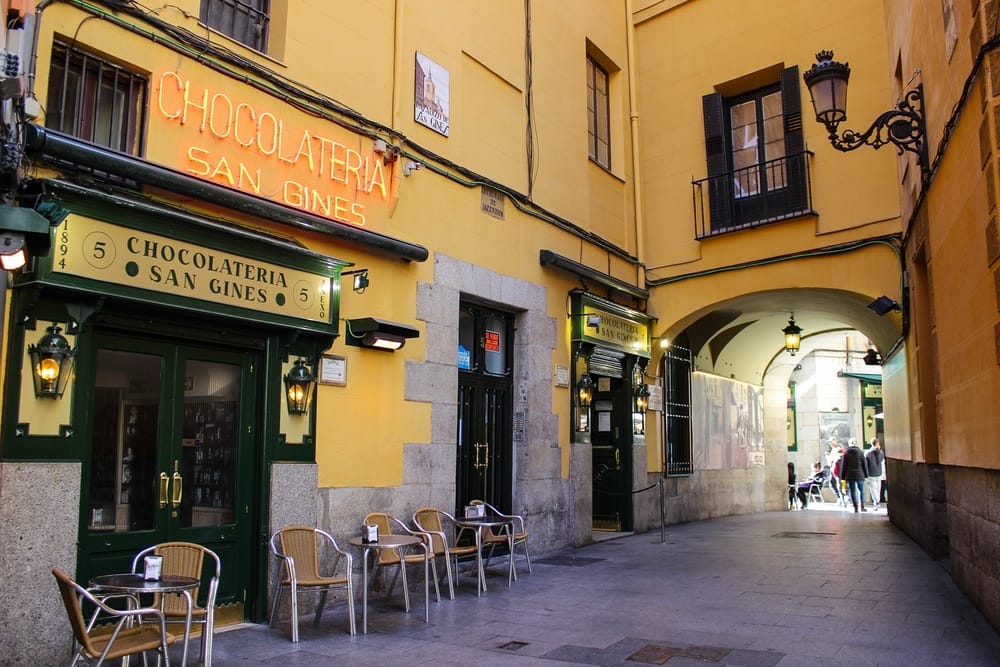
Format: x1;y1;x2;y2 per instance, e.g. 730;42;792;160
700;66;809;235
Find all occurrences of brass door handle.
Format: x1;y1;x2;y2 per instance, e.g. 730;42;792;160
474;442;488;470
159;472;169;509
171;472;183;507
171;460;183;508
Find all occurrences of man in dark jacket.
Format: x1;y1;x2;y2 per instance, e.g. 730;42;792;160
865;438;885;509
841;438;868;512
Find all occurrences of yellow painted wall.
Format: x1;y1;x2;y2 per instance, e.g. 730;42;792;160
26;1;640;491
883;0;1000;469
632;0;905;478
634;0;900;281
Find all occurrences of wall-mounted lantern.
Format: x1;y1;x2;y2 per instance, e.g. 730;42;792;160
28;323;75;399
577;373;594;408
632;363;649;435
635;383;650;412
283;358;316;415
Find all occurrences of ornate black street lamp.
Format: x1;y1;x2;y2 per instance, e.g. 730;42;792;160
803;50;928;177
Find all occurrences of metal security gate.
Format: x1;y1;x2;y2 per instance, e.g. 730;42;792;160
456;303;514;512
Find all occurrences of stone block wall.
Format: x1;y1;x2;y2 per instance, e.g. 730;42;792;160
0;462;81;666
944;465;1000;631
885;459;949;559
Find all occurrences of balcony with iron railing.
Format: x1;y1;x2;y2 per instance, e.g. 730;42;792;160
692;150;814;239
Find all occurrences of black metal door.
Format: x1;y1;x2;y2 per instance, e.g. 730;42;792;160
456;304;513;513
590;375;633;531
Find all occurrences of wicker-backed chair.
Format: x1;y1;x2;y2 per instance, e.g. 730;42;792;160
470;499;532;578
413;507;481;598
53;566;175;667
363;512;440;605
131;541;220;666
269;526;356;642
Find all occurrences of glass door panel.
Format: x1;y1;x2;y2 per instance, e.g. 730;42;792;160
179;359;239;529
88;350;163;534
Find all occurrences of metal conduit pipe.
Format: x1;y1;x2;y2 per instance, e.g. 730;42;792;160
22;124;429;263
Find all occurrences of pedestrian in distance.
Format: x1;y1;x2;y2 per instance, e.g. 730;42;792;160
865;437;885;510
795;462;828;509
787;461;797;510
826;440;848;507
841;438;869;513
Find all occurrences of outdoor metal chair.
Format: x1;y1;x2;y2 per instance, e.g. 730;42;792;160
413;507;480;598
363;512;441;603
470;500;532;578
131;541;220;666
269;526;356;641
808;482;826;504
53;566;175;667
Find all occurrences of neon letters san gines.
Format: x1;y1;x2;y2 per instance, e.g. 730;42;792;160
156;71;392;227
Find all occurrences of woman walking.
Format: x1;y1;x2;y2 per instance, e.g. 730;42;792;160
841;438;869;513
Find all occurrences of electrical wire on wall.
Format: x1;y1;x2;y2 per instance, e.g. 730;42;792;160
24;0;640;269
524;0;538;200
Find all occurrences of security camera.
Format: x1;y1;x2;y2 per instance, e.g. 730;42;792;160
383;145;401;165
403;160;423;176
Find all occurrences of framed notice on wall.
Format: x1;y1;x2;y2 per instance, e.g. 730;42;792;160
319;355;347;386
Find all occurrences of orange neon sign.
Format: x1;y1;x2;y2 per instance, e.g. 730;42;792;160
155;71;394;226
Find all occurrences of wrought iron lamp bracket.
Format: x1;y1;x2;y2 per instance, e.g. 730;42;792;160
825;85;928;176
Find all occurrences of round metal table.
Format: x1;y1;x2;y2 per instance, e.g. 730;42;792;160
348;534;429;634
89;573;199;666
451;515;515;595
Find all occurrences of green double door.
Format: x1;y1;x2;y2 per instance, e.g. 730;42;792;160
79;332;260;620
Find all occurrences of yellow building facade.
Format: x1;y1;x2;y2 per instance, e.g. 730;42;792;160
879;0;1000;629
632;0;903;524
0;2;648;660
0;1;995;661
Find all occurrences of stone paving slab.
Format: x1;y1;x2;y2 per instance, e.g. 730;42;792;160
202;508;1000;666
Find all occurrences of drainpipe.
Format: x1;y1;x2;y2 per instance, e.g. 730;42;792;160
624;0;645;285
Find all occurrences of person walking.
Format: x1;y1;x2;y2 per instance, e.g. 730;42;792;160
787;462;797;510
841;438;869;513
826;441;847;507
865;438;885;510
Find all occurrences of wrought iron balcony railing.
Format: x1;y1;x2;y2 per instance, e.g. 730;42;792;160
692;150;814;239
